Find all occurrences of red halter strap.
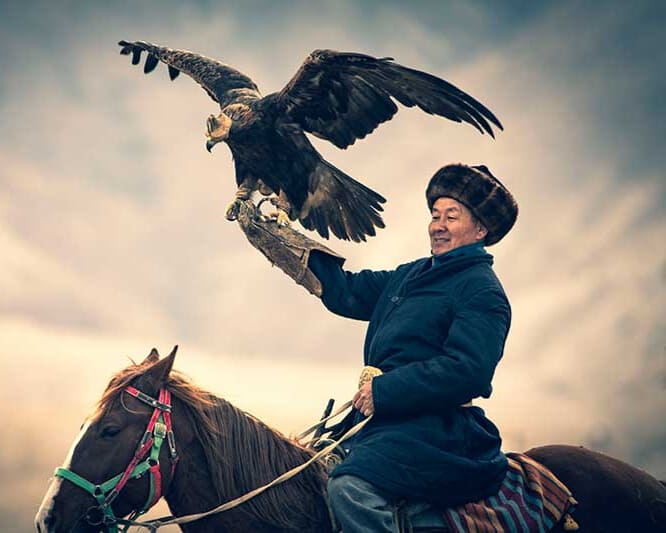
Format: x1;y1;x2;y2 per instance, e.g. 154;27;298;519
110;387;179;511
54;386;179;531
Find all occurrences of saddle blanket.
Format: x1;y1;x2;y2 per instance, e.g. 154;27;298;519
442;452;577;533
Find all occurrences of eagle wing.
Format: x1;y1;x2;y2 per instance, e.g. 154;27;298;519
118;40;261;107
276;49;502;149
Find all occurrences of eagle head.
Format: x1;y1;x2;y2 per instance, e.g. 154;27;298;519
205;112;232;152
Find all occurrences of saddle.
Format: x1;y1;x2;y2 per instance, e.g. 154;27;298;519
322;451;579;533
438;452;579;533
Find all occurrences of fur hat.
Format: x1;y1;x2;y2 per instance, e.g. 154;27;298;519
426;164;518;245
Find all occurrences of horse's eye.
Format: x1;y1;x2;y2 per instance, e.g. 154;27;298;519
100;426;121;439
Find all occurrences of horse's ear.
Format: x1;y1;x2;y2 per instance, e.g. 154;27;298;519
146;345;178;385
143;348;160;365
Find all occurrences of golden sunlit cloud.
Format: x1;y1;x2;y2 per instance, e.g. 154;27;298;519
1;1;664;530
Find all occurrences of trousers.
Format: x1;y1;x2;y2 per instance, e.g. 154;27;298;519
328;475;448;532
328;475;396;532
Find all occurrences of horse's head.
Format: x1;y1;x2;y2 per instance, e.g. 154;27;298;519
36;346;180;532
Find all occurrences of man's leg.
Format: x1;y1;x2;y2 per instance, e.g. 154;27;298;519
404;501;449;532
327;475;397;532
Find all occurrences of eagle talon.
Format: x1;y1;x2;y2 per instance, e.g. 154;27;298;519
263;209;291;227
225;199;242;221
275;209;291;227
256;197;273;211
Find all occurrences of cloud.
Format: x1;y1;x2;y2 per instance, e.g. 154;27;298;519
0;317;356;529
1;1;665;529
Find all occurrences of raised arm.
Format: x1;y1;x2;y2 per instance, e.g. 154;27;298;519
308;250;392;321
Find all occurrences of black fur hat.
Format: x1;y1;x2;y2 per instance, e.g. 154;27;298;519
426;164;518;245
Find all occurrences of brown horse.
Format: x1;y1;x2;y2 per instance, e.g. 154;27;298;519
36;348;666;532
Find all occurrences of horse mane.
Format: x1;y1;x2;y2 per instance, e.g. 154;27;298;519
94;358;329;530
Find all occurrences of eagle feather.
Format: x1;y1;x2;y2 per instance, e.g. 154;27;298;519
118;41;503;241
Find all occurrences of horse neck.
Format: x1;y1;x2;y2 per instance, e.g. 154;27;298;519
164;393;332;533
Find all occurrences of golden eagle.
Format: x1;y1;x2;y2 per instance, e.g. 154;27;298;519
118;41;502;241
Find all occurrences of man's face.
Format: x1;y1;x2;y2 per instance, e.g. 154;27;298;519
428;197;488;255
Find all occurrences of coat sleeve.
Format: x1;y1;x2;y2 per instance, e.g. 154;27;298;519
308;250;392;321
372;285;511;416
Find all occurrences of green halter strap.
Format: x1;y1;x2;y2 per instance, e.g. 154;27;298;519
54;387;177;532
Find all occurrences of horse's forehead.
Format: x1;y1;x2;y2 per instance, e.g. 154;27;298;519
96;387;133;418
35;419;93;526
65;419;93;465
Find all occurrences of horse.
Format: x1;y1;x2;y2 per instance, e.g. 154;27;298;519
36;347;666;532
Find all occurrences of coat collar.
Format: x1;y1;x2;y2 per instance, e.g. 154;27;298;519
432;241;487;266
409;244;493;284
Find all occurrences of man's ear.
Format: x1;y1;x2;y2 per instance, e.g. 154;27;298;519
476;224;488;241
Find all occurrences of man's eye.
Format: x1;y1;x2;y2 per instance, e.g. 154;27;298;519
447;217;457;221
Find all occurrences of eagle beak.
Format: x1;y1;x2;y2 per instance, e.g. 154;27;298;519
206;137;218;153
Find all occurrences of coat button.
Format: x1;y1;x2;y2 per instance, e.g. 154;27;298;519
391;296;400;303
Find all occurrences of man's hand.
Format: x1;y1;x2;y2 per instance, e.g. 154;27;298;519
353;382;374;416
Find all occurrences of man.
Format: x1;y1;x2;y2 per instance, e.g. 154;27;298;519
307;163;518;531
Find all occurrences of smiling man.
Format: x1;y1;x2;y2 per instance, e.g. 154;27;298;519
306;163;518;531
429;196;488;255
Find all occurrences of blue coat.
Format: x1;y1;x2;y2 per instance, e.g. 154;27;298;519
309;244;510;508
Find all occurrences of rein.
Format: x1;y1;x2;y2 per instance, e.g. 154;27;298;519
136;400;366;530
109;399;364;531
55;387;178;532
56;368;377;531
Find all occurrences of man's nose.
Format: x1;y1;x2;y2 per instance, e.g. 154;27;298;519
431;219;447;231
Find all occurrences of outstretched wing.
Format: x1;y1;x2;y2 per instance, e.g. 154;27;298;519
118;40;261;107
277;49;503;149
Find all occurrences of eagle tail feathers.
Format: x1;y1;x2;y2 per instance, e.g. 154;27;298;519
300;161;385;242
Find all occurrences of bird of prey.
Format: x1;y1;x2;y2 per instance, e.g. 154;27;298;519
118;41;503;241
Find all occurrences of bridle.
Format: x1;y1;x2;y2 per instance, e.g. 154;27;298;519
50;372;374;531
54;386;178;532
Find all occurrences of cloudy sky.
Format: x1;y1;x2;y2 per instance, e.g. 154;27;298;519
1;0;664;530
